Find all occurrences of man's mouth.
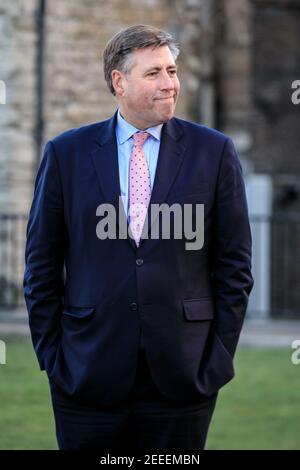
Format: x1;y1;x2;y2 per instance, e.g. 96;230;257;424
155;96;175;101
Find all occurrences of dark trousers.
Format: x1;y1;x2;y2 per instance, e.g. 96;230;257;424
49;349;217;451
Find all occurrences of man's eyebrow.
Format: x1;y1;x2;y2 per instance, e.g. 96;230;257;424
144;65;178;73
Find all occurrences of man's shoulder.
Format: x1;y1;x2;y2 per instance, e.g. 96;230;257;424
49;118;111;149
172;116;229;145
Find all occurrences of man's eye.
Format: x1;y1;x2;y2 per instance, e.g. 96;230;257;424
169;70;177;75
148;72;158;76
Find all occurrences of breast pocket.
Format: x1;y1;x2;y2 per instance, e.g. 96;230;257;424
175;183;212;205
177;182;210;195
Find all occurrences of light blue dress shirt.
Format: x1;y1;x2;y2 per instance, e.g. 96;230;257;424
115;109;163;218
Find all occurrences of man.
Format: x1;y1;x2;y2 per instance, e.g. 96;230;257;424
23;24;253;451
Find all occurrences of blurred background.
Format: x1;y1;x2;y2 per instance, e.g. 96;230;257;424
0;0;300;450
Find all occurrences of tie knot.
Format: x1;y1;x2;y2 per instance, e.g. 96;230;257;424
132;131;150;147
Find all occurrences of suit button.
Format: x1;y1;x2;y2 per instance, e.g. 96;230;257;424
136;258;144;267
130;302;138;311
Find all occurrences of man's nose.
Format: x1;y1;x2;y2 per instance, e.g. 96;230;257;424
159;71;175;91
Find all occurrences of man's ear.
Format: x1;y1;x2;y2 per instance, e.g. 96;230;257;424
111;70;126;97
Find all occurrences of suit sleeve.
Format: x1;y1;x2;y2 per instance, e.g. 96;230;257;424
211;137;254;357
23;140;65;371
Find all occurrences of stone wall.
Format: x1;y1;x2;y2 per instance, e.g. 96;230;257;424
0;0;37;213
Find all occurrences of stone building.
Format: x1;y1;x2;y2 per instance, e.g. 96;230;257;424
0;0;299;314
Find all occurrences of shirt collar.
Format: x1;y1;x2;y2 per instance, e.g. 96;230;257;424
116;108;163;145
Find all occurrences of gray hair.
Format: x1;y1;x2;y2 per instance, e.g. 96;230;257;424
103;24;180;95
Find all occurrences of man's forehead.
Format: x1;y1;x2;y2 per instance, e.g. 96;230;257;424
132;46;176;67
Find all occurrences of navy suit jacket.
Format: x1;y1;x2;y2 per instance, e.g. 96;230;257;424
24;112;253;406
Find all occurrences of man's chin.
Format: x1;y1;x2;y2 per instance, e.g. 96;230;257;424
157;109;175;123
162;112;175;123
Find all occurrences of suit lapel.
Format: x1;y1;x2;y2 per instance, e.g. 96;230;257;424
90;113;135;248
91;118;119;209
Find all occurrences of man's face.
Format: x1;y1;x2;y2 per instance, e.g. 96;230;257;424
113;45;180;129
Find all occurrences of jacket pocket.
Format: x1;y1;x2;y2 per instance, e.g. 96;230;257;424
62;306;95;319
183;298;214;321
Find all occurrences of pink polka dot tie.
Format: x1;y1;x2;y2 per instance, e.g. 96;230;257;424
129;131;151;247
